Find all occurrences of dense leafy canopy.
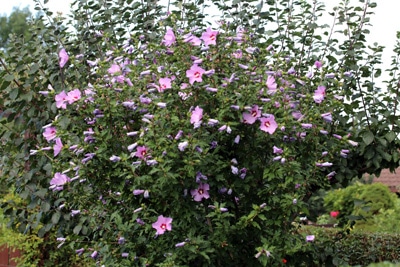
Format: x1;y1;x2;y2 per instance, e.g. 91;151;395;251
0;0;399;266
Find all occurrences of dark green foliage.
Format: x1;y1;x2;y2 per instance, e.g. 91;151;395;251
0;7;41;49
1;0;400;266
324;183;398;227
299;227;400;267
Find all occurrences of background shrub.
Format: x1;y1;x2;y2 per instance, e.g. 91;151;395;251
324;183;398;227
300;226;400;266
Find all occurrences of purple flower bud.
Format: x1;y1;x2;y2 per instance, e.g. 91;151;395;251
344;71;352;77
210;141;218;149
238;64;249;70
204;69;215;76
128;143;138;152
234;135;240;144
118;237;125;244
174;130;183;140
273;146;283;154
127;131;138;136
231;166;239;175
218;125;227;132
146;159;158;166
219;187;228;194
208;119;219;126
273;156;282;161
157;102;167;108
144;190;149;198
220;208;228;212
76;248;84;256
230;105;240;110
301;123;313;129
122;252;129;258
348;140;358;146
321;112;332;123
175;242;186;247
288;67;296;74
206;87;218;92
133;189;145;195
239;168;247;179
333;134;342;140
306;235;315;242
71;210;80;216
110;155;121;162
316;162;333;167
133;207;143;213
327;171;336;179
325;73;335;78
178;141;189;152
91;251;98;259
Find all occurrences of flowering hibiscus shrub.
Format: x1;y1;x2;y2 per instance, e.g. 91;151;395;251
25;23;359;266
1;0;400;266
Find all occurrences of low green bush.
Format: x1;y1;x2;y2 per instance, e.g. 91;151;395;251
298;226;400;266
324;183;398;227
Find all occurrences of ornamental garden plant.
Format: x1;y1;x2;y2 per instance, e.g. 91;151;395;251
29;23;357;266
1;0;400;266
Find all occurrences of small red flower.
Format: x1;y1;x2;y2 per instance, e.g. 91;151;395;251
330;211;340;218
282;258;287;264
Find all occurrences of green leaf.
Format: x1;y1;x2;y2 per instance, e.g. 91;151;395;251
73;224;82;235
362;131;374;145
41;202;51;212
51;211;61;224
9;89;18;100
385;131;396;142
4;74;14;82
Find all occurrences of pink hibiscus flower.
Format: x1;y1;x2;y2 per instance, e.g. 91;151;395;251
313;85;326;103
190;106;203;128
186;64;205;85
259;115;278;134
242;105;261;124
108;64;121;75
43;127;57;142
67;89;81;104
266;76;277;94
152;215;173;235
162;28;176;47
158;77;172;92
190;183;210;202
201;27;218;46
135;146;149;160
55;91;68;109
59;48;69;68
50;172;71;191
53;138;63;157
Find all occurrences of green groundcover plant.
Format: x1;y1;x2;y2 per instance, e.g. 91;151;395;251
0;0;400;266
